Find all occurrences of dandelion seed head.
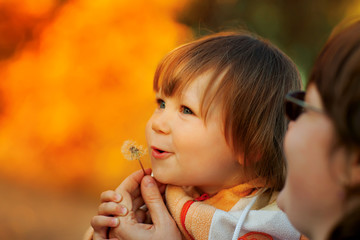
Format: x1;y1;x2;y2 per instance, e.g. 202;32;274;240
121;140;147;161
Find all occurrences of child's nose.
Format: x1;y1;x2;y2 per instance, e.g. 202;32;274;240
151;111;171;134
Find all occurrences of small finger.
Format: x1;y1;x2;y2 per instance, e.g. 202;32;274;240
91;216;119;230
100;190;122;203
98;202;128;216
92;232;107;240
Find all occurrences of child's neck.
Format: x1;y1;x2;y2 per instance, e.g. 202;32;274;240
195;179;250;196
195;186;221;196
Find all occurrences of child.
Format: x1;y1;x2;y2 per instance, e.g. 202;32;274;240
88;32;303;240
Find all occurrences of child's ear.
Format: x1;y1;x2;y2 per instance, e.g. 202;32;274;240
234;150;245;165
237;154;245;165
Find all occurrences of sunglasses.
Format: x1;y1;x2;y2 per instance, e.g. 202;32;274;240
285;91;323;121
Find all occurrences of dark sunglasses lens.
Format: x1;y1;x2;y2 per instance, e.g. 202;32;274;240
285;92;305;120
285;101;303;120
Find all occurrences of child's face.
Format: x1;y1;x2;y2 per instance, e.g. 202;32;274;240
146;73;244;194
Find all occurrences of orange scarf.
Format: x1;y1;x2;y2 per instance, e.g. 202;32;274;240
166;179;266;240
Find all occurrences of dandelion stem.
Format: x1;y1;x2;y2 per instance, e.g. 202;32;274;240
137;158;146;175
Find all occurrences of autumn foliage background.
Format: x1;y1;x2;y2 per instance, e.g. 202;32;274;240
0;0;190;239
0;0;360;239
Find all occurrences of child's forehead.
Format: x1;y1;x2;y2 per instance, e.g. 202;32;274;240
158;71;218;99
157;71;227;116
155;83;202;102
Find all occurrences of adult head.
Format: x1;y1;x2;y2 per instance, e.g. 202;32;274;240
278;19;360;240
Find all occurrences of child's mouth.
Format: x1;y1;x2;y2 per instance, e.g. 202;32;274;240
151;147;171;159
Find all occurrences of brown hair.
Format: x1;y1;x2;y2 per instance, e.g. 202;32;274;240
153;32;301;192
308;20;360;149
308;19;360;240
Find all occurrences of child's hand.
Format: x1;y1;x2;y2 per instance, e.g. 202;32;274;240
91;168;153;240
109;175;181;240
91;190;127;240
112;168;167;224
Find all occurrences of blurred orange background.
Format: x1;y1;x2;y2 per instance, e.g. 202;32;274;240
0;0;191;190
0;0;191;239
1;0;360;239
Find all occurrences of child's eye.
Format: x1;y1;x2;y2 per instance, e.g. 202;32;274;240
156;99;165;109
181;106;193;115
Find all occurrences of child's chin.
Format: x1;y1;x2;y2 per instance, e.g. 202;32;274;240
152;171;177;185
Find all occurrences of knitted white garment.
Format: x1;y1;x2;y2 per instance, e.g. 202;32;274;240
208;195;300;240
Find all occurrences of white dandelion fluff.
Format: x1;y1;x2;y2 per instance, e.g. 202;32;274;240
121;140;147;174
